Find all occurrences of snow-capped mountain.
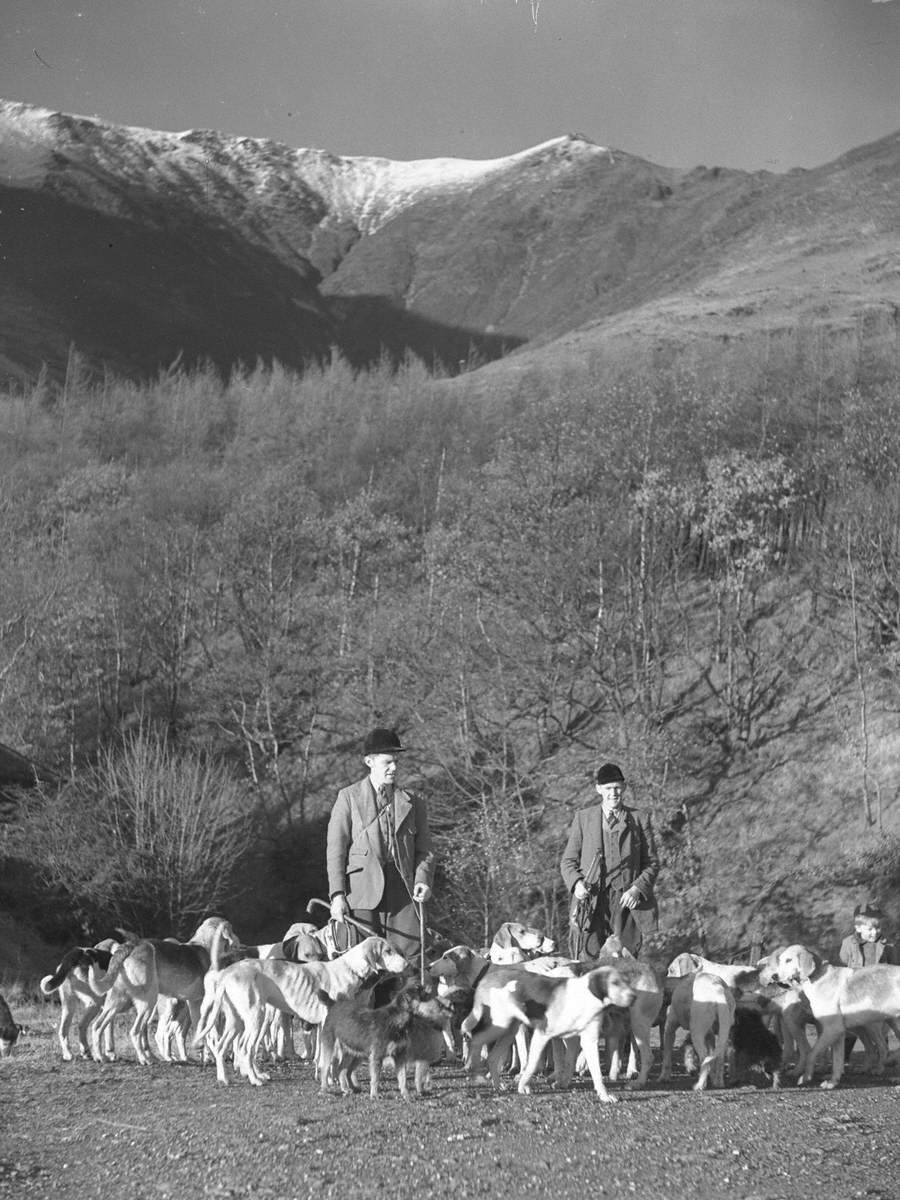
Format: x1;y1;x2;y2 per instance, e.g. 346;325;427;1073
0;100;607;274
2;98;900;385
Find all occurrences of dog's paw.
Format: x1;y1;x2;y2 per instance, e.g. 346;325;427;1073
597;1092;619;1103
819;1079;839;1090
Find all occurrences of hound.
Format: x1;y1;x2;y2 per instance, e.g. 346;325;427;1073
766;944;900;1089
593;941;664;1089
89;916;239;1065
237;923;330;1061
667;951;764;993
488;922;556;964
729;1005;782;1089
279;922;331;963
761;985;814;1077
497;966;637;1101
431;945;625;1089
660;971;735;1090
429;945;563;1086
40;938;124;1061
756;948;886;1080
194;934;407;1086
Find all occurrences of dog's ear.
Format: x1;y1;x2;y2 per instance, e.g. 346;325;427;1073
586;967;612;1002
798;947;819;980
667;952;697;977
491;924;514;949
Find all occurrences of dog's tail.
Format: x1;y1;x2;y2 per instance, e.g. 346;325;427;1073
209;922;231;974
88;942;134;996
193;972;227;1046
40;947;84;994
192;924;235;1048
40;946;113;994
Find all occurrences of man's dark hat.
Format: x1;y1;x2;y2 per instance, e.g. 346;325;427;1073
363;728;404;756
854;901;885;923
595;762;625;785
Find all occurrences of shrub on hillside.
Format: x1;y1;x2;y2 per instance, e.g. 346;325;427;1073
6;730;256;938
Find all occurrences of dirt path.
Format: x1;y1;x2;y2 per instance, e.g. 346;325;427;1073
3;1022;900;1200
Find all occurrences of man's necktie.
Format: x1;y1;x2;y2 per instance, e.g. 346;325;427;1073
378;784;399;865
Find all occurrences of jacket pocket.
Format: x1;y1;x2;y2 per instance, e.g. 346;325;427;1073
347;847;368;873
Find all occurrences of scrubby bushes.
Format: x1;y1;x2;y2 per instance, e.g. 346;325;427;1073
6;730;255;938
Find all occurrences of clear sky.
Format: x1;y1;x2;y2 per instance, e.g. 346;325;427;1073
4;0;900;172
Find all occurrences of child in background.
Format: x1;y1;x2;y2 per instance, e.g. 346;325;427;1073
839;902;897;968
839;901;897;1070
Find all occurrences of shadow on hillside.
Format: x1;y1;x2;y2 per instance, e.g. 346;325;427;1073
329;294;524;374
0;184;523;386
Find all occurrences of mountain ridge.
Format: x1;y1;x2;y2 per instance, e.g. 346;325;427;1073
2;98;899;384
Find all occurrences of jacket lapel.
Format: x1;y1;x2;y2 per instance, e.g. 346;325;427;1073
393;788;413;831
355;780;382;854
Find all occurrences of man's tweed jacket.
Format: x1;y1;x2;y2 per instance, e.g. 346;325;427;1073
560;802;659;918
327;777;435;909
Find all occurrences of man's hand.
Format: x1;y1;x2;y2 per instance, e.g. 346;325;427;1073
573;880;590;902
330;893;350;923
412;883;432;903
620;886;641;910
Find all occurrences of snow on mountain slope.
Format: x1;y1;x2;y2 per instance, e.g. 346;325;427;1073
286;134;608;233
0;100;608;269
0;102;54;186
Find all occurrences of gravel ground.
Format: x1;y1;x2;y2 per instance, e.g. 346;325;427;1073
3;1016;900;1200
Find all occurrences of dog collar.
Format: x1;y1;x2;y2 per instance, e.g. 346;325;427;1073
471;960;492;988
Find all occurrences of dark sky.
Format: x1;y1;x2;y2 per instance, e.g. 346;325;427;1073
5;0;900;171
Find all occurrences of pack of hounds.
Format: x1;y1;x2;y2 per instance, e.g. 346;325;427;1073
8;915;900;1100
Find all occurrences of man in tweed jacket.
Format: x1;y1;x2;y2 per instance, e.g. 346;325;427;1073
560;761;659;958
327;727;434;957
